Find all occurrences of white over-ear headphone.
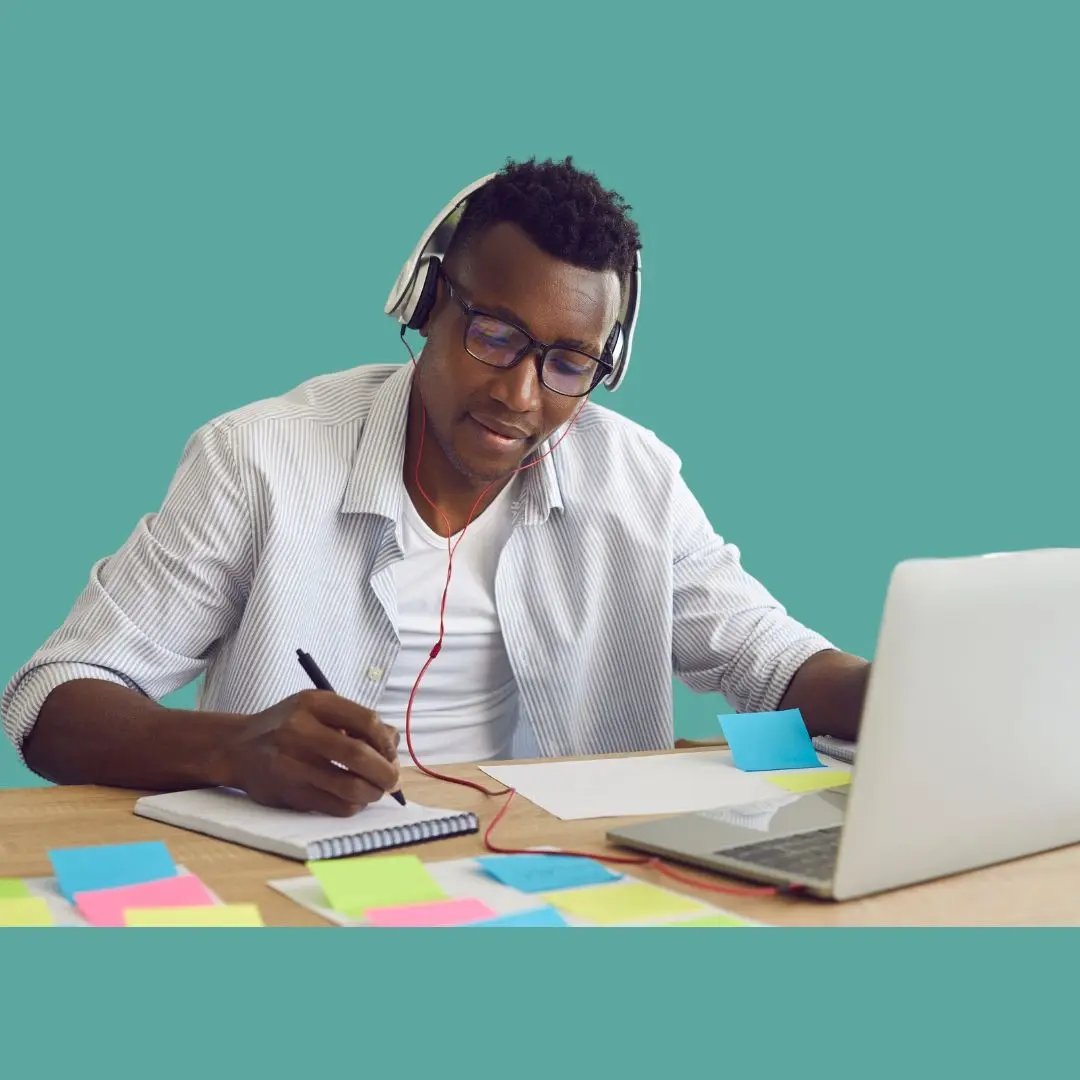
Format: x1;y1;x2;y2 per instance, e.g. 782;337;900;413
384;173;642;392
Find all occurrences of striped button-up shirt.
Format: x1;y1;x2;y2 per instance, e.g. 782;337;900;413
2;362;833;762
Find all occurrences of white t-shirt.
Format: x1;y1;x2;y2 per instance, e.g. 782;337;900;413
377;477;521;765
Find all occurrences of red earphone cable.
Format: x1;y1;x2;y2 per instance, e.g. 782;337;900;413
401;381;584;796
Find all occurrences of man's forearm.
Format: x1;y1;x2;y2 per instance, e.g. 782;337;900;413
778;649;870;741
22;679;244;790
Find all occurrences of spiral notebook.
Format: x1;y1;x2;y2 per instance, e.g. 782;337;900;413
134;788;478;861
810;735;857;765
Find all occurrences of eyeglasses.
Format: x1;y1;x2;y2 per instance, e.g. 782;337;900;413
441;271;612;398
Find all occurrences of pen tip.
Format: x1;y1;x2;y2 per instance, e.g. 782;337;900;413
392;790;407;807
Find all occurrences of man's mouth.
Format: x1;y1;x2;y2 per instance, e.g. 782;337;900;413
468;413;531;445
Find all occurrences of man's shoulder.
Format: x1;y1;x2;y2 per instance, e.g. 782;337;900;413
208;364;402;438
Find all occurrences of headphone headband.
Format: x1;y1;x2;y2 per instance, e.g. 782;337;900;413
385;173;641;392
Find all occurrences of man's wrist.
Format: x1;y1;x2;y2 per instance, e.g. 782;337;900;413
175;710;247;789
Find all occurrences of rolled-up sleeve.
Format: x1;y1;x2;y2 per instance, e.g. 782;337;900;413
670;471;834;713
2;421;253;757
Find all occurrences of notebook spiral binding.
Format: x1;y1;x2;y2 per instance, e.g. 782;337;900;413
810;735;857;766
306;812;479;860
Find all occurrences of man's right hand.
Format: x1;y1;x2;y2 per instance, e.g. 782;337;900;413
221;690;401;816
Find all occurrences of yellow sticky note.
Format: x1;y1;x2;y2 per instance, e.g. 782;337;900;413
0;878;32;899
0;897;54;926
542;881;708;926
767;770;852;793
306;854;445;915
665;914;757;927
124;904;264;927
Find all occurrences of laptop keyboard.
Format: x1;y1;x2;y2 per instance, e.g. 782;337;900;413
719;826;842;881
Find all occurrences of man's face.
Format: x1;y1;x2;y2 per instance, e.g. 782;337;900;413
415;221;622;484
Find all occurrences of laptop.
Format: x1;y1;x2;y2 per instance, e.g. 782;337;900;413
609;549;1080;900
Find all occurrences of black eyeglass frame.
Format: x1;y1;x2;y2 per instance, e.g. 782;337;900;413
440;269;614;398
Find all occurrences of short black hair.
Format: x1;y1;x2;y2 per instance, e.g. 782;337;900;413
445;156;640;281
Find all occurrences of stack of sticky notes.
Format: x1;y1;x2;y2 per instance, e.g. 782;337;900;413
474;855;757;926
540;880;755;927
767;770;851;793
45;841;263;927
477;853;620;892
468;853;621;926
124;904;264;927
720;709;823;771
469;907;569;927
719;709;852;791
0;878;33;899
0;877;53;926
308;853;499;926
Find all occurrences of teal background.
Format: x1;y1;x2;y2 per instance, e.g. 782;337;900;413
1;0;1078;1059
1;928;1072;1073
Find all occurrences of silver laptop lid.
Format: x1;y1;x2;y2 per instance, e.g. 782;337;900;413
833;548;1080;900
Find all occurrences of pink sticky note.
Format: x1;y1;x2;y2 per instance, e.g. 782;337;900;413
365;897;497;927
75;874;216;927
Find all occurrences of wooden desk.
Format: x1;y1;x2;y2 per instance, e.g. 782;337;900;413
3;749;1079;926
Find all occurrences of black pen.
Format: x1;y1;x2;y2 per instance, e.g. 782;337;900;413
295;648;407;807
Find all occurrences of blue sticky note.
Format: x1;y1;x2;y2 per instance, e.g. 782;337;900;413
477;854;620;893
49;841;177;901
470;907;569;927
719;709;822;772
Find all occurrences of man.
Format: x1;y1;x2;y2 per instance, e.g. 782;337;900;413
2;158;869;816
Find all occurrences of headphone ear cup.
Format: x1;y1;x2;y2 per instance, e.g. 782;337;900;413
603;323;624;386
406;256;441;331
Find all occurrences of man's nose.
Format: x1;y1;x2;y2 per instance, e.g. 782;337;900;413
489;349;544;413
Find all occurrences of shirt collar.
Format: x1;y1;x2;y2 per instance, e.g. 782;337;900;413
339;362;565;524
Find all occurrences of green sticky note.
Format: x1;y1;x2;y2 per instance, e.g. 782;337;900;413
0;897;54;926
542;881;708;926
767;770;852;793
665;914;757;927
0;878;32;899
125;904;264;927
306;854;446;915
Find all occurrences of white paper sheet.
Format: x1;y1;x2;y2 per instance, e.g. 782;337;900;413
478;750;848;820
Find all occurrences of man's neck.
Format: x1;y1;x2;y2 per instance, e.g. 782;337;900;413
403;391;513;537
